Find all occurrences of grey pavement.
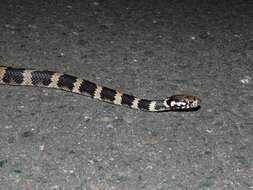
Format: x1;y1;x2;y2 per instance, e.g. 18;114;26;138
0;0;252;189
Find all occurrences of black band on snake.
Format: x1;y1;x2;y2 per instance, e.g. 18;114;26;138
0;66;201;112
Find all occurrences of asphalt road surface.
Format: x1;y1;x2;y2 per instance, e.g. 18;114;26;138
0;0;252;189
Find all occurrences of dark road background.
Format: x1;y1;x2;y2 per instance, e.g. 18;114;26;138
0;0;252;189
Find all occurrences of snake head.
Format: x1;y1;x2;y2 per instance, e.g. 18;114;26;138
166;95;201;110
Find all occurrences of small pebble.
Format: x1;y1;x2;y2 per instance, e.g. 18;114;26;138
240;76;251;84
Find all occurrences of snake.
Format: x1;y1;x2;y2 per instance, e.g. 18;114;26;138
0;65;201;112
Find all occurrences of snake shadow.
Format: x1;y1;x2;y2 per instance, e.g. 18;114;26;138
158;106;201;113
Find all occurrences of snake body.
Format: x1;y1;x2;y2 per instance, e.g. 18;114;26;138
0;66;201;112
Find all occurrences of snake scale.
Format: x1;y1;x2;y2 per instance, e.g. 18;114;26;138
0;66;201;112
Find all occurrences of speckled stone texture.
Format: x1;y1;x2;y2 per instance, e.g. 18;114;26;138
0;0;252;189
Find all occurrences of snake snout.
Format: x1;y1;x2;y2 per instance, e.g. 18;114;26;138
191;96;201;108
